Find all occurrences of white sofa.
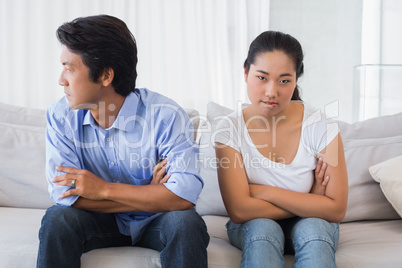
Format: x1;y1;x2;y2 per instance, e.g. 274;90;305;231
1;101;402;268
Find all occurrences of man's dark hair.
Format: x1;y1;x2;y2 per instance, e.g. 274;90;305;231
57;15;137;96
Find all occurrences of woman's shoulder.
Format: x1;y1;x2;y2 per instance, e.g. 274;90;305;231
300;101;340;153
300;102;337;129
213;108;245;150
215;109;242;130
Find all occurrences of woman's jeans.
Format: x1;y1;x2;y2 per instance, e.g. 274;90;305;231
37;205;209;268
226;217;339;268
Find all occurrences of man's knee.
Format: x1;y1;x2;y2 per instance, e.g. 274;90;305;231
42;205;72;224
158;210;209;245
162;210;205;229
40;205;85;236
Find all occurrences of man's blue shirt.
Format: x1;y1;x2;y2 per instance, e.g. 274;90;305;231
45;88;203;243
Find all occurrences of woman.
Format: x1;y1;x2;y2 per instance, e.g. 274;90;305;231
214;31;348;267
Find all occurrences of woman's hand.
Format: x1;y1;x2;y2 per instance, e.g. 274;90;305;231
151;159;171;185
310;157;330;195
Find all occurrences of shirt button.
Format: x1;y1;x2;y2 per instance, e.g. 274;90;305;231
107;138;111;142
111;162;115;166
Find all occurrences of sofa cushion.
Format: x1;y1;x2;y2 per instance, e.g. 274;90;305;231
339;111;402;222
0;207;162;268
0;208;242;268
0;122;53;209
337;220;402;267
81;247;161;267
184;108;200;141
196;102;233;216
0;102;46;127
0;102;49;209
0;207;46;268
369;155;402;218
342;136;402;222
338;112;402;139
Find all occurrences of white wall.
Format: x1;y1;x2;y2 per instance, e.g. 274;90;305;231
381;0;402;64
2;0;401;122
358;0;402;120
379;1;402;118
269;0;363;122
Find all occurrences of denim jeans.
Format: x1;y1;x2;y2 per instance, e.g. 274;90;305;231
37;205;209;268
226;217;339;268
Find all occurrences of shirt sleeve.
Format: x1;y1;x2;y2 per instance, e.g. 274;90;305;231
155;106;203;205
45;108;81;206
316;119;339;153
302;108;340;157
214;112;241;152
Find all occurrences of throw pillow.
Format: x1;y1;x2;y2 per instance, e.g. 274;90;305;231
369;155;402;218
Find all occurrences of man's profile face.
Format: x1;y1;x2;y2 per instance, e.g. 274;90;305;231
58;46;103;110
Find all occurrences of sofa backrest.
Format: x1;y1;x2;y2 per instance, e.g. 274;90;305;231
0;102;51;209
339;113;402;222
2;99;401;223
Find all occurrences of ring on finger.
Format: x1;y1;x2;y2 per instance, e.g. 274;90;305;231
71;179;76;188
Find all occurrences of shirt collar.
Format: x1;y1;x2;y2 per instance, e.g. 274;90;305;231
113;91;138;132
82;110;96;127
82;91;139;132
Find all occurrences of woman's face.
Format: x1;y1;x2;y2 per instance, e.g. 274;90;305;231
245;50;297;117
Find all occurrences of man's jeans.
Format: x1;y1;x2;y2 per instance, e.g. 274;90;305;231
226;217;339;268
37;205;209;268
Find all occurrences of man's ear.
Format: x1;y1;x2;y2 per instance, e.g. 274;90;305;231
101;68;114;87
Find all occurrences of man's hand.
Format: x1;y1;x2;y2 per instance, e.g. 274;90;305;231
310;157;330;195
151;159;171;185
52;166;109;200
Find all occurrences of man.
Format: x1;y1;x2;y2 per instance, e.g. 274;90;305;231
37;15;209;268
